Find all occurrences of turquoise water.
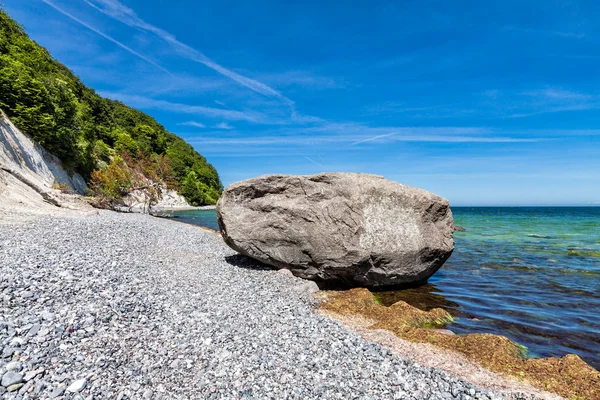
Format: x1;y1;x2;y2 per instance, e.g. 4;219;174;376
166;209;221;231
170;207;600;369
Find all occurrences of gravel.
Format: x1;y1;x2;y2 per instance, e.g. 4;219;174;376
0;211;541;399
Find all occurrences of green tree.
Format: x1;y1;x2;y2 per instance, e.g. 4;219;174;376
113;131;139;155
180;171;220;206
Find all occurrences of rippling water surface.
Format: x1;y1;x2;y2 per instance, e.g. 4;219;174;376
171;207;600;369
168;209;221;231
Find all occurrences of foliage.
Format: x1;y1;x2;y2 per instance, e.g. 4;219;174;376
0;8;222;204
90;151;173;212
89;155;133;205
180;171;221;206
52;179;72;194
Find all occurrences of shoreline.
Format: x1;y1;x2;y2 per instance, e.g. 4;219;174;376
0;206;590;399
320;311;563;400
318;289;598;400
151;204;216;212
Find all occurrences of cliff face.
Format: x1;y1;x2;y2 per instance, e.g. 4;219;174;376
0;111;87;195
0;111;192;213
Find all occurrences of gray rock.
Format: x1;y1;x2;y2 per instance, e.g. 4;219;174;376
66;379;87;393
48;385;65;398
277;268;294;277
5;361;21;372
434;329;456;336
296;281;320;296
23;369;41;382
1;347;16;358
27;323;41;337
217;173;454;288
2;371;23;387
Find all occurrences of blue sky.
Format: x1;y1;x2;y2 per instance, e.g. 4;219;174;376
4;0;600;205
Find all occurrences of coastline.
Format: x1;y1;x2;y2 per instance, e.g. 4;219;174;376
320;312;563;400
151;204;216;212
0;206;576;399
318;289;598;400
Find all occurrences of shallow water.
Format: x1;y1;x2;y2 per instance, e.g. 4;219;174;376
166;209;221;231
171;207;600;369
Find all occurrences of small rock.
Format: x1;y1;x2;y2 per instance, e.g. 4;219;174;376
143;389;153;399
5;361;22;372
297;281;320;295
66;379;87;393
277;269;294;277
2;371;23;387
27;323;41;337
7;383;24;392
37;328;51;337
41;311;55;321
1;347;16;358
434;329;456;336
23;369;43;381
48;385;66;398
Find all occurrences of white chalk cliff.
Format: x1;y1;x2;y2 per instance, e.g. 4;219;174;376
0;110;192;214
0;111;91;212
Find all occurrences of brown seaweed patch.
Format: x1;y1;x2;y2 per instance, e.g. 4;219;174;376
565;249;600;258
373;284;461;312
318;288;600;400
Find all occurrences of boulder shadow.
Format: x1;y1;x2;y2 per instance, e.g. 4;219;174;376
224;254;276;272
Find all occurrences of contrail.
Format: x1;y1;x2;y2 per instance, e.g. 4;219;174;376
40;0;171;74
304;156;326;168
84;0;294;109
351;132;397;145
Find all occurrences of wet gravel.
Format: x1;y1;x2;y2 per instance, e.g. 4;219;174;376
0;211;539;399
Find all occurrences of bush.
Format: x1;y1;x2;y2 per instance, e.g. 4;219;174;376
89;151;174;211
89;155;133;204
92;140;112;163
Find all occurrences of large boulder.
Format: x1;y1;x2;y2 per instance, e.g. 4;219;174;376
217;173;454;289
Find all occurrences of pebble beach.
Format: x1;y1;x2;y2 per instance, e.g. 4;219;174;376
0;211;550;399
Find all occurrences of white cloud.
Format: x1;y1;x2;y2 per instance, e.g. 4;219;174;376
214;122;234;130
503;25;586;39
259;70;342;89
185;125;543;148
522;88;593;101
178;121;206;128
99;92;269;123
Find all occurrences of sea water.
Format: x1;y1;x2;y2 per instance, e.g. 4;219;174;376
171;207;600;369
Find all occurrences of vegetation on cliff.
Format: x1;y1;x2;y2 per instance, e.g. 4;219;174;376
0;8;222;205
